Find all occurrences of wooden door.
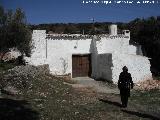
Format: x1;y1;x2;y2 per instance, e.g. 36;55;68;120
72;54;91;77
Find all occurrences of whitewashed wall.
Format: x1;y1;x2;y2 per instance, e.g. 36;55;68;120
92;36;152;83
26;30;92;75
112;53;152;83
46;38;92;75
96;36;136;55
26;30;152;83
25;30;47;65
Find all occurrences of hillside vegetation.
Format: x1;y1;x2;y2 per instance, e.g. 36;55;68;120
0;6;32;57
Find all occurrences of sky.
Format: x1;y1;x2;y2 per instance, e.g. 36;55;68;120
1;0;160;24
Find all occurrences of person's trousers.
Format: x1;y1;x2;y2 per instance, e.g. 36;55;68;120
121;95;128;107
120;89;130;107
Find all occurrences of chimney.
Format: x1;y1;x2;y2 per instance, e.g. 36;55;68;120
108;24;117;35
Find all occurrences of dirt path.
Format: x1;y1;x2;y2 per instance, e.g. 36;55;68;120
71;77;119;94
70;77;160;119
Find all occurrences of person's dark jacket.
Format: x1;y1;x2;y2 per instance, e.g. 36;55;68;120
118;71;134;97
118;71;133;90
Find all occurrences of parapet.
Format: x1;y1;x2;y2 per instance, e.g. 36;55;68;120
33;30;46;34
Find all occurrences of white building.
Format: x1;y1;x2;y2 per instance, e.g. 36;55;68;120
25;24;152;83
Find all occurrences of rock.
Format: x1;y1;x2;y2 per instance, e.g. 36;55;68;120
0;64;50;94
3;86;19;95
7;64;50;78
134;79;160;90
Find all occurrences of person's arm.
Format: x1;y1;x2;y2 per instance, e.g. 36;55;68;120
118;73;122;89
118;80;120;89
129;73;134;89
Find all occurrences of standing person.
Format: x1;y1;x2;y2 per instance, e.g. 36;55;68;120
118;66;133;108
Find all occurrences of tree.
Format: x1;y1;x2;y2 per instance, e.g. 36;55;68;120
0;6;32;57
128;17;160;72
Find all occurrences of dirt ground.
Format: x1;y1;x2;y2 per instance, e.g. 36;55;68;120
0;68;160;120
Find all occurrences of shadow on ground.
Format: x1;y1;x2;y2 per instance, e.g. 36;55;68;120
122;109;160;120
0;98;39;120
99;98;160;120
99;98;122;107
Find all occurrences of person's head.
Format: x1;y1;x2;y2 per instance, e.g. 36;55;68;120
122;66;128;72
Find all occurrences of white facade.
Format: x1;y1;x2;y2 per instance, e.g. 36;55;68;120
25;24;152;83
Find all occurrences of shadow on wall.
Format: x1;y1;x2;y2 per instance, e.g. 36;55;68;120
130;42;144;56
89;38;98;79
89;38;113;82
60;57;68;75
136;45;143;56
97;53;113;82
0;98;39;120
